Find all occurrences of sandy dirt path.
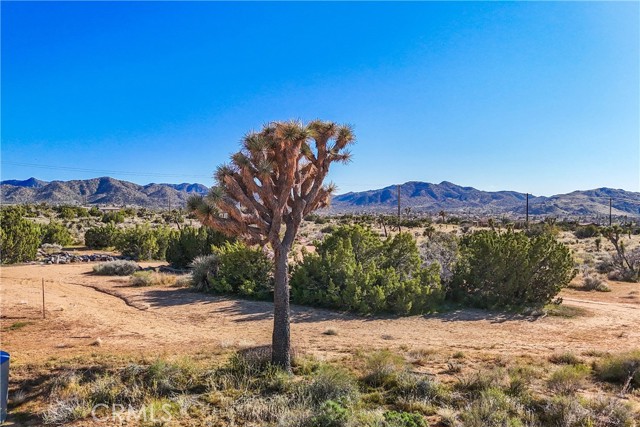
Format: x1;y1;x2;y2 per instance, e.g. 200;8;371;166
1;263;639;365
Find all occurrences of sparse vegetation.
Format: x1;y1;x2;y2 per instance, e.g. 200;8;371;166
16;348;636;426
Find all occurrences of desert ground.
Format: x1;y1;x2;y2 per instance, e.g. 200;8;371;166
2;262;638;367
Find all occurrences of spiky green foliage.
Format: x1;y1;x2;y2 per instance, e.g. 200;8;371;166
187;120;354;246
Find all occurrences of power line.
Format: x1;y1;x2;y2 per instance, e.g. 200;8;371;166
1;161;212;179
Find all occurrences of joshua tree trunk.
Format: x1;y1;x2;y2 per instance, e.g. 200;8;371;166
272;244;291;370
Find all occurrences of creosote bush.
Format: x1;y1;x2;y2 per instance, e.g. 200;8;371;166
291;225;443;315
450;229;576;309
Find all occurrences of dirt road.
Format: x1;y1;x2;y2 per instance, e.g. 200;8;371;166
1;263;638;365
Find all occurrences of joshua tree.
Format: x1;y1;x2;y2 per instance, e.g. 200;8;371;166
187;120;354;370
439;210;446;224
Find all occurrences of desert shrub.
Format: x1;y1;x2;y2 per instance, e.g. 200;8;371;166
392;373;451;404
92;260;140;276
539;396;591;426
190;242;273;299
383;411;427;427
450;229;576;309
574;224;600;239
101;210;125;224
363;350;406;388
88;206;102;217
41;220;74;246
115;225;174;260
291;225;443;315
301;365;359;404
547;365;590;394
594;350;640;388
420;231;459;284
56;205;81;220
549;352;583;366
165;226;230;268
84;224;120;249
0;206;41;264
130;271;178;287
454;368;507;397
458;388;532;427
311;400;350;427
581;272;610;292
153;226;174;261
41;243;63;254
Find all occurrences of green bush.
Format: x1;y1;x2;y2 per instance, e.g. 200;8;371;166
574;224;600;239
115;225;174;260
93;260;140;276
88;206;102;217
383;411;426;427
311;400;349;427
291;225;442;315
594;350;640;388
547;365;590;394
101;211;125;224
41;221;74;246
0;206;41;264
84;224;120;249
165;226;230;268
190;242;273;299
450;229;576;309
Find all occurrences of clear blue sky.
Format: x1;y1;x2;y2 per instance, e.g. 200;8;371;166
2;1;638;196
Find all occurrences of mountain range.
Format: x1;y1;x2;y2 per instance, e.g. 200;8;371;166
0;177;208;209
1;177;639;218
330;181;640;219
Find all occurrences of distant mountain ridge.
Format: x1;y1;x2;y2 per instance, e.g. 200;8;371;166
2;177;639;218
330;181;640;218
1;177;208;209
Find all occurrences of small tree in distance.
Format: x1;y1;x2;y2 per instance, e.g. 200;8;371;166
187;120;354;371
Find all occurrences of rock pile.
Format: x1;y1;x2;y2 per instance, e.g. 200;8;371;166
39;251;120;264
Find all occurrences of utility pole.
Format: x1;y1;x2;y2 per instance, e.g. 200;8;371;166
526;193;529;226
609;197;612;226
397;185;401;233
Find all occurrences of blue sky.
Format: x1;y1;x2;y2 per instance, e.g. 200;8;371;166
2;1;638;196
